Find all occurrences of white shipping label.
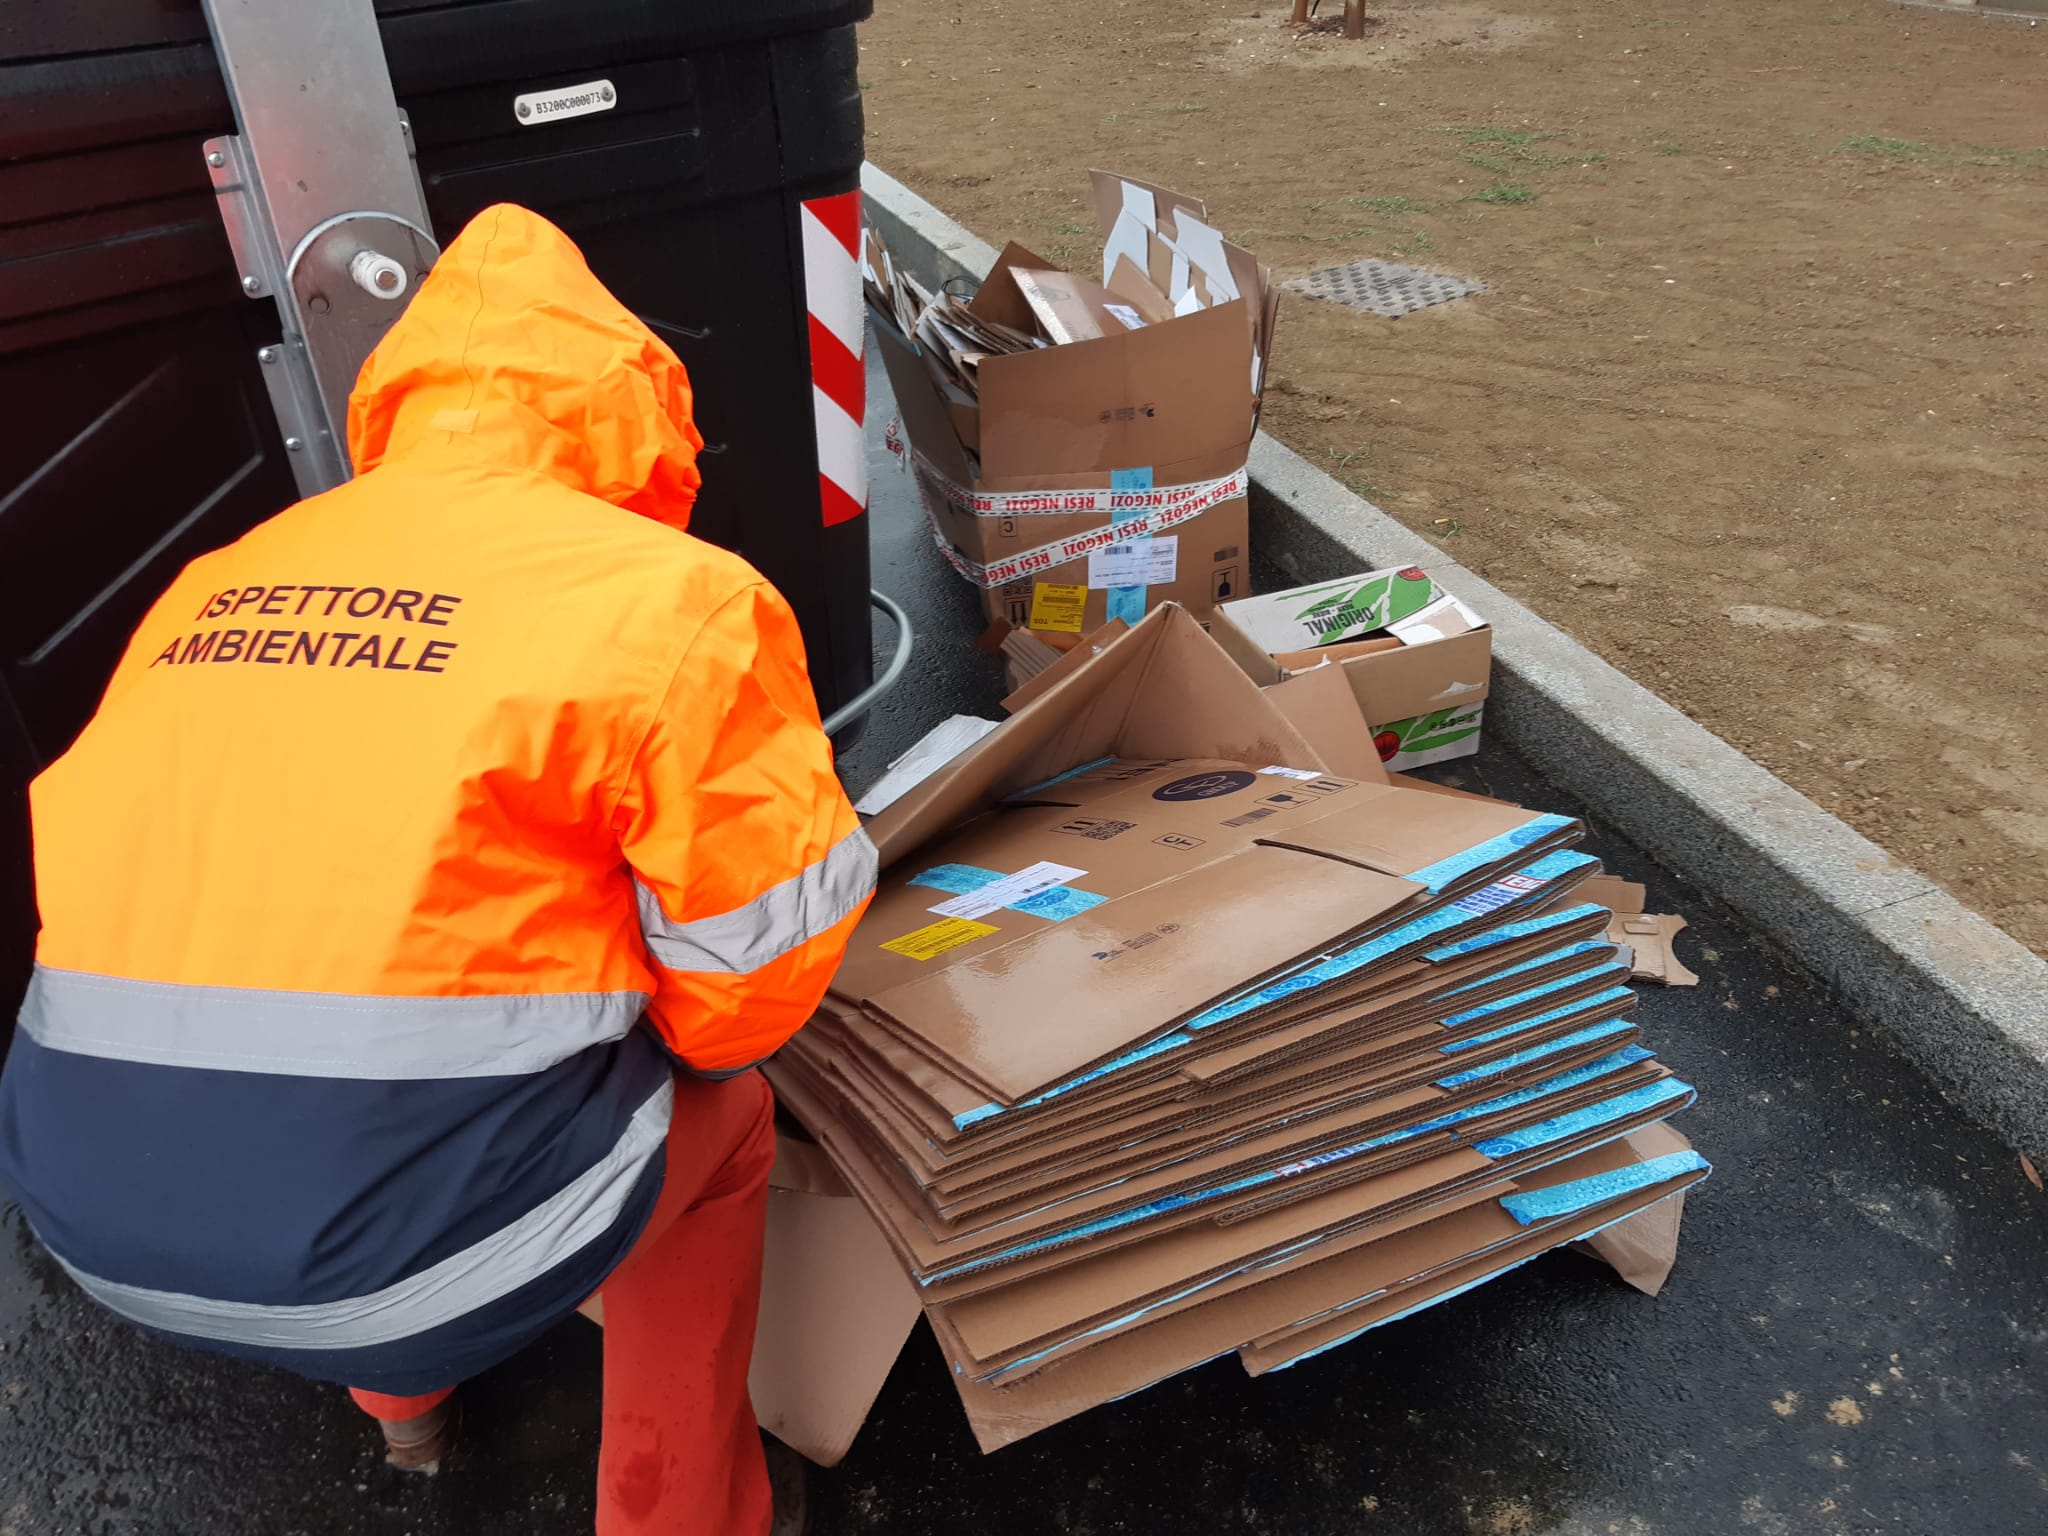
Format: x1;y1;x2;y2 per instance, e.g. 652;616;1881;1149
514;79;618;125
1103;303;1148;331
928;861;1088;921
1256;765;1325;781
1087;536;1179;590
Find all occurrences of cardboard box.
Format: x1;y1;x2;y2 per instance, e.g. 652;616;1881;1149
871;172;1277;635
1210;567;1493;770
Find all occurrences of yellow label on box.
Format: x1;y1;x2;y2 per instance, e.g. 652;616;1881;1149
1028;582;1088;634
880;916;999;961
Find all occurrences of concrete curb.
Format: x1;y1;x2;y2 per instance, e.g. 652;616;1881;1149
860;164;2048;1163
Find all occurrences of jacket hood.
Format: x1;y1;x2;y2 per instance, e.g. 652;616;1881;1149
346;204;702;530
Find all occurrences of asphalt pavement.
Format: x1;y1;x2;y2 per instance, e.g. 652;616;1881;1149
0;355;2043;1536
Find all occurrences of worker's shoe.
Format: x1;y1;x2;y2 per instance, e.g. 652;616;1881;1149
379;1394;461;1475
764;1433;809;1536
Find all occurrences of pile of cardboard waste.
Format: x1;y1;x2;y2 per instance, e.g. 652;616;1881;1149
766;606;1709;1454
868;171;1276;638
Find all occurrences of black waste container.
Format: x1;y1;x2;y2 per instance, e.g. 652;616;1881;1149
0;0;876;1021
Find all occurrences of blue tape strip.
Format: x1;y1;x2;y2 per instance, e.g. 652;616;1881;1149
1407;814;1577;894
1005;756;1118;800
1434;1018;1636;1089
908;863;1002;896
1180;852;1600;1036
1438;940;1613;1000
906;862;1108;920
1473;1078;1694;1159
1424;901;1607;963
1498;1150;1711;1226
1106;467;1154;626
1441;991;1635;1061
939;1048;1666;1279
1442;966;1630;1035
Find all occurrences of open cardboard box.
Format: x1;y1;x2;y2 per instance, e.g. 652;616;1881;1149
1210;568;1493;771
873;172;1278;637
731;606;1682;1463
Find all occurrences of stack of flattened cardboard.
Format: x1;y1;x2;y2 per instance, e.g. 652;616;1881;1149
869;172;1278;639
768;606;1709;1453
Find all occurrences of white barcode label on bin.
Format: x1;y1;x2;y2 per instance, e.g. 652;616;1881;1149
514;80;618;126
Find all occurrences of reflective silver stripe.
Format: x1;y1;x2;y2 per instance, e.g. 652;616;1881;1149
47;1078;673;1351
20;966;649;1081
637;824;877;975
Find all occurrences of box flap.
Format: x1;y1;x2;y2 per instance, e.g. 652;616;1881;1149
1264;665;1392;785
975;300;1254;481
872;315;979;486
969;239;1070;334
1336;626;1494;729
863;606;1325;868
750;1180;922;1467
1001;621;1129;713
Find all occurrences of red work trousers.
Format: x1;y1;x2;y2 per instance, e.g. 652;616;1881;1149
351;1069;777;1535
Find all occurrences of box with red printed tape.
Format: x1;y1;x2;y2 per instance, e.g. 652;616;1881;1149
869;171;1278;637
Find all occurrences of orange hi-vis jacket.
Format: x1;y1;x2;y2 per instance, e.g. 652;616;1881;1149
0;205;875;1392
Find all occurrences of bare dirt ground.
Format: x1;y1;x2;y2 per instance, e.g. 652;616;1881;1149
859;0;2048;954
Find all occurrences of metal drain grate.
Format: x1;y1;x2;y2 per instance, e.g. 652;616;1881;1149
1283;258;1485;318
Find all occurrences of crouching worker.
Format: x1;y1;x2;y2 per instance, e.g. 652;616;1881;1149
0;204;874;1536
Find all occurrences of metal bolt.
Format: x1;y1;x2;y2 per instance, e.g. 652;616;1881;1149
349;249;410;300
600;85;615;103
309;294;332;315
242;275;263;295
284;437;304;453
516;101;532;119
206;150;226;168
258;347;279;365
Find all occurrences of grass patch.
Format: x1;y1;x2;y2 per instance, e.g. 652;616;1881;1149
1326;448;1386;501
1444;124;1562;148
1439;125;1599;176
1153;102;1208;115
1393;227;1436;257
1462;149;1598;174
1101;111;1121;126
1055;222;1091;236
1346;194;1435;215
1655;140;1684;156
1840;133;1940;160
1469;182;1538;206
1837;134;2048;171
